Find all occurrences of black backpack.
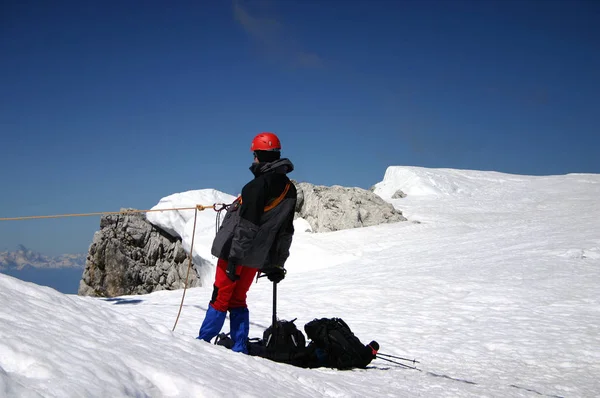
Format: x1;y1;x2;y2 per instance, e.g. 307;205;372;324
304;317;376;370
248;319;307;367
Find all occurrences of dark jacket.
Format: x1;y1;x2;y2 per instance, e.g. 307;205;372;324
211;158;297;269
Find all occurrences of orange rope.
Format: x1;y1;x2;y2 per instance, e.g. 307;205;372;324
0;205;217;221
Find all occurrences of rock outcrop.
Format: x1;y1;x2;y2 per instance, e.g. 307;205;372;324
78;209;202;297
392;189;407;199
294;182;407;232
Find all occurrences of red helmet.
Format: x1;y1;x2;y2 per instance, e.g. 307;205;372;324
251;132;281;152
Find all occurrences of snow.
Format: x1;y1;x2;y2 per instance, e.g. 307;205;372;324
2;166;600;397
145;189;237;282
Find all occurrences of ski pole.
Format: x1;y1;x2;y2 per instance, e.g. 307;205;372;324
377;352;420;364
376;356;421;370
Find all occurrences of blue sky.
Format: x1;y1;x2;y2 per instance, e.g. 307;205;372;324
1;0;599;255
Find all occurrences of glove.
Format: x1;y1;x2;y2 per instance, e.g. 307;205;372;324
264;265;286;283
225;259;240;281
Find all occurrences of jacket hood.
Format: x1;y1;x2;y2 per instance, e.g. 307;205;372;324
250;158;294;177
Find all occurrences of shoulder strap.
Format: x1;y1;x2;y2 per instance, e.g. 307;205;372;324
264;182;291;212
238;182;291;212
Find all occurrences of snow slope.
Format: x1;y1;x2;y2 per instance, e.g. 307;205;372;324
1;166;599;397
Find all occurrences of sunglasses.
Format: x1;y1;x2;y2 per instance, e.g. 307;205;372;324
253;149;280;158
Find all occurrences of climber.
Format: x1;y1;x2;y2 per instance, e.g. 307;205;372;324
197;132;297;354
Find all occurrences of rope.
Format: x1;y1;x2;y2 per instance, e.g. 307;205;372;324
171;202;231;331
0;205;217;221
172;205;200;332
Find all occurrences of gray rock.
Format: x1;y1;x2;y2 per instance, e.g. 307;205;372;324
294;182;407;232
392;189;407;199
292;179;304;213
78;209;202;297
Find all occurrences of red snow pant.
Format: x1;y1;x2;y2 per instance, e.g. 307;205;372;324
209;258;259;312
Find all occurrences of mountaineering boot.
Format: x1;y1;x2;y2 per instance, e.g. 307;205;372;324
229;307;250;354
198;306;227;342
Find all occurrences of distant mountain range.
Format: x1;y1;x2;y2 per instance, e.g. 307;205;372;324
0;245;86;270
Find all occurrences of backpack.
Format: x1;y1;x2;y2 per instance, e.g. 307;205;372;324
304;317;376;370
248;319;307;367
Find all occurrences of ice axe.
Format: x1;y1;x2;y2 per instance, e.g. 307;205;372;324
257;271;278;328
263;281;279;348
272;281;278;330
257;272;279;346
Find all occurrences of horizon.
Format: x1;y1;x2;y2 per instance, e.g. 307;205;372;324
1;164;597;258
1;0;599;255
